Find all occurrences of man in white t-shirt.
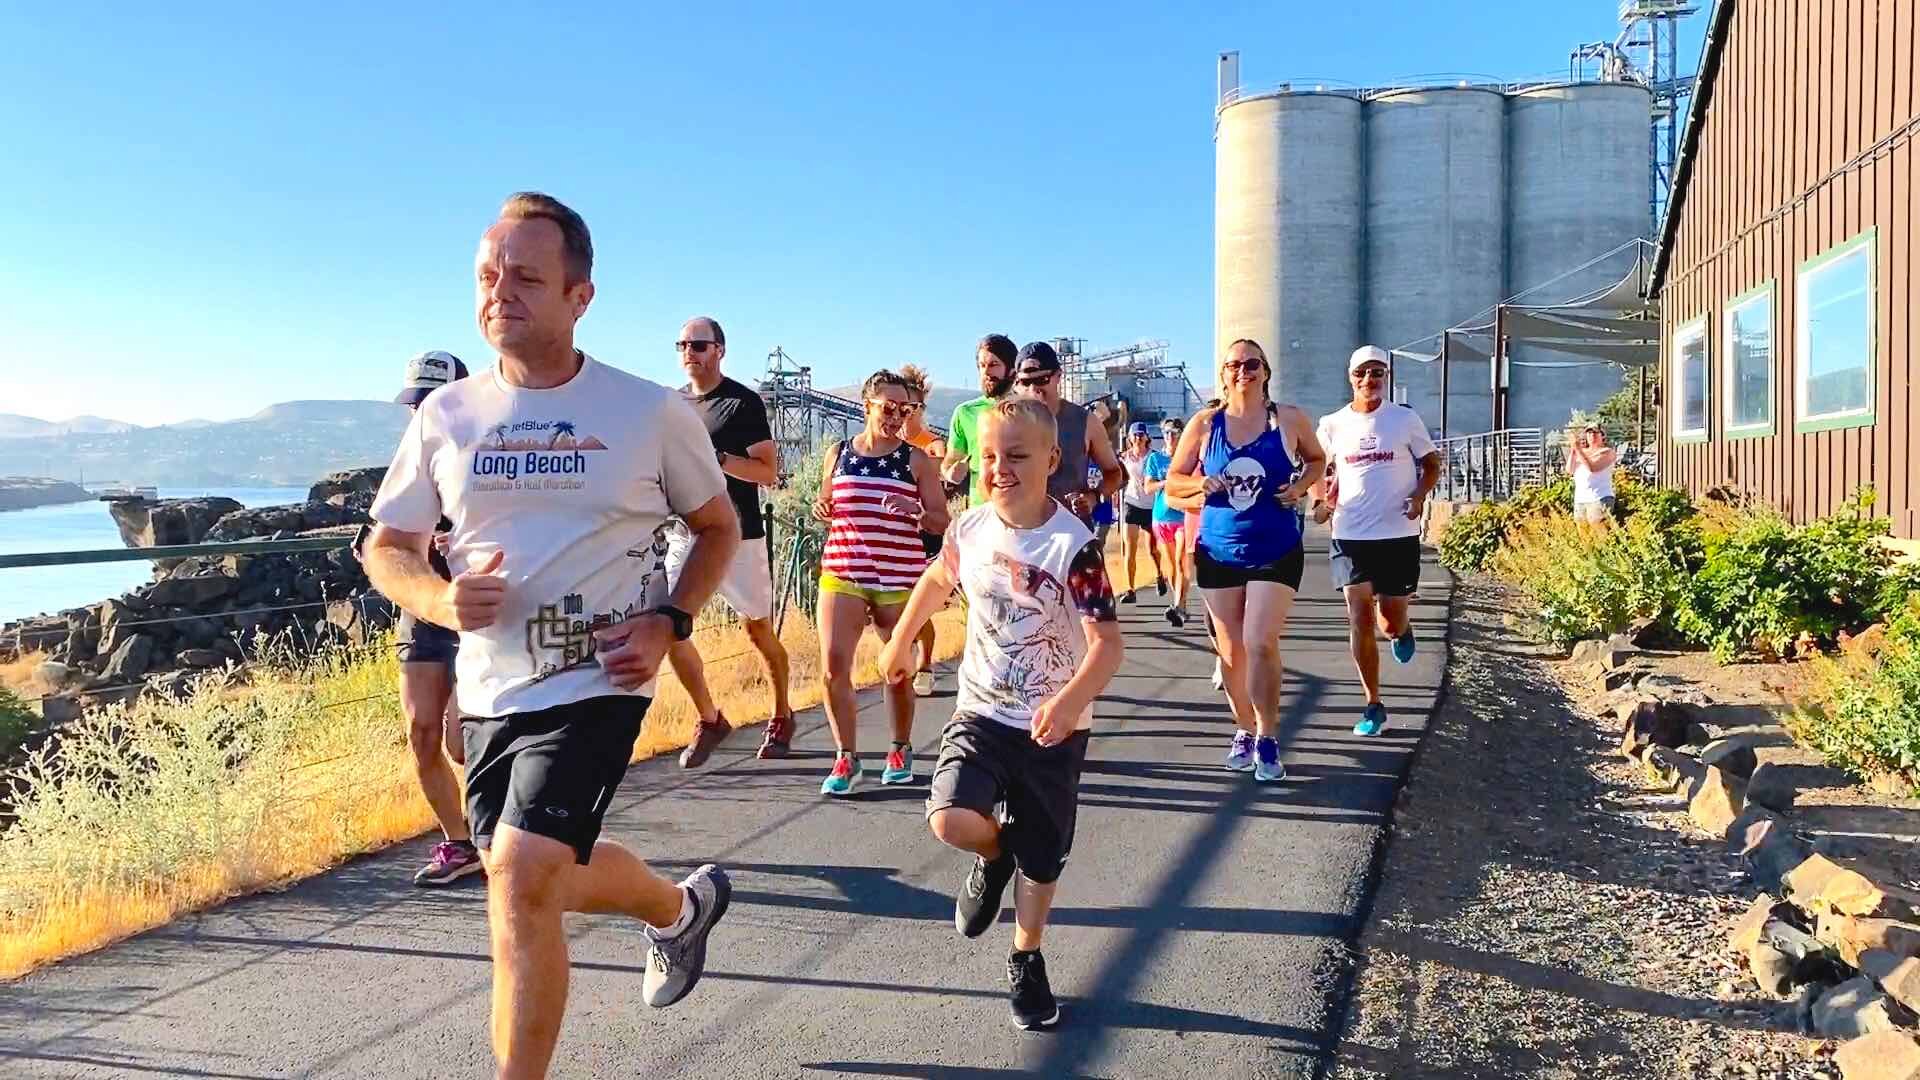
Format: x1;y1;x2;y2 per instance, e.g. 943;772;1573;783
363;192;742;1078
1313;345;1442;738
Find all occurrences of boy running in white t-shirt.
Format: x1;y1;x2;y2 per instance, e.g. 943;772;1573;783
880;397;1124;1031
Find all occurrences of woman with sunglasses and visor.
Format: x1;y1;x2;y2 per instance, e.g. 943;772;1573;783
812;370;951;796
1165;339;1326;783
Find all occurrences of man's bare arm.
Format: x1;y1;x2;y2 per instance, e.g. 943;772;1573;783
721;440;779;489
1088;425;1123;498
364;524;505;629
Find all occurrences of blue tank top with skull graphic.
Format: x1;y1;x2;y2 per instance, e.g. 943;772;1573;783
1196;404;1302;568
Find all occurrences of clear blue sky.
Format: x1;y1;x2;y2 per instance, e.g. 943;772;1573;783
1;2;1706;426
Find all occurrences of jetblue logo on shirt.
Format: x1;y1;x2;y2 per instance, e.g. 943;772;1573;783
468;419;608;490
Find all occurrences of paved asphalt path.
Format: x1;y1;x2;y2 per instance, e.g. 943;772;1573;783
1;531;1448;1080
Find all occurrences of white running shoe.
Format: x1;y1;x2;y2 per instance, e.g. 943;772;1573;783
913;670;935;697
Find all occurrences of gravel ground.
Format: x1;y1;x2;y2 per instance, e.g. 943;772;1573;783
1329;575;1842;1080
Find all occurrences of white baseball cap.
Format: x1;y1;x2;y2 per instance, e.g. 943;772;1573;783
395;350;470;405
1348;345;1390;373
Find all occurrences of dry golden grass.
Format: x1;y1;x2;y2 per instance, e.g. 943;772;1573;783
0;606;969;980
635;606;969;759
0;649;52;697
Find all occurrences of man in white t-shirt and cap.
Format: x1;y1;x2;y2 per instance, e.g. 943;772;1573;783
1313;344;1442;738
363;192;741;1078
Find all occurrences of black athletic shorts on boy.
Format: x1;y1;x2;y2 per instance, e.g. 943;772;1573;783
1194;544;1305;592
462;695;649;864
1328;535;1422;597
926;717;1090;885
395;611;458;665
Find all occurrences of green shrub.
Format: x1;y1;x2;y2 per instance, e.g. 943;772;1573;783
1436;477;1575;575
1491;513;1693;648
1612;475;1697;533
1790;598;1920;790
1674;491;1900;660
0;686;33;759
1437;500;1512;575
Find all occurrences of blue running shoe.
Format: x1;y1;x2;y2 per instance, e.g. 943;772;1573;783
1354;703;1388;737
1224;730;1256;772
1253;736;1285;783
1391;629;1417;665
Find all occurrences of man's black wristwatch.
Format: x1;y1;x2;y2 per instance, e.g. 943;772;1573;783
654;605;694;641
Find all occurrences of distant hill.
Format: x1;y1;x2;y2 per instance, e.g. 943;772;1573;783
246;400;408;426
0;414;139;438
0;400;408;487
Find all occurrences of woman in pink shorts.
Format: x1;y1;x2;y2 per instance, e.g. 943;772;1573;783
1144;416;1196;627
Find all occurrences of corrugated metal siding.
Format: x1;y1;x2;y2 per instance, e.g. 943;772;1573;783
1658;0;1918;539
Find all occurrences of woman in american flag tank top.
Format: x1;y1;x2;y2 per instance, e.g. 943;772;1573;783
811;370;951;796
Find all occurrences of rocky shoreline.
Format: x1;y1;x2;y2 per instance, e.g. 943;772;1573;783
1;467;397;730
0;477;92;512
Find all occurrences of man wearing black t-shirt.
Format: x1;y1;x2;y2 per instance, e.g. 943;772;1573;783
666;315;796;764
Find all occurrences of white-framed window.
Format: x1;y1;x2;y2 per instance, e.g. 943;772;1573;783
1671;315;1708;441
1723;282;1774;437
1795;228;1876;432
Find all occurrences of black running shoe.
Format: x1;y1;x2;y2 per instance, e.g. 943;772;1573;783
1155;576;1167;597
1008;949;1060;1030
955;851;1015;938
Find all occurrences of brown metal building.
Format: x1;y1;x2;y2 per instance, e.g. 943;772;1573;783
1652;0;1919;538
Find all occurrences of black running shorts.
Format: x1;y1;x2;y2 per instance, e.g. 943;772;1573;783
462;695;649;864
926;716;1090;885
1122;504;1154;529
395;611;458;666
1194;545;1305;592
1328;536;1422;598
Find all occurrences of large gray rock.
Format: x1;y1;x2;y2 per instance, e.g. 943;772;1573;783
101;633;155;682
148;572;238;607
1699;736;1761;781
1812;975;1905;1041
308;467;386;508
107;497;243;554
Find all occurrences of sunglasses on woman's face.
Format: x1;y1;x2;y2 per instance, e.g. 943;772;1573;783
1223;357;1266;372
868;400;908;417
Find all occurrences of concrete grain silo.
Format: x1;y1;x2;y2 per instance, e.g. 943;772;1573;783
1505;82;1654;430
1215;53;1653;437
1364;87;1508;430
1213;91;1365;422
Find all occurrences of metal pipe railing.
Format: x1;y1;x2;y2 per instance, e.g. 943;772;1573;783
1435;428;1545;504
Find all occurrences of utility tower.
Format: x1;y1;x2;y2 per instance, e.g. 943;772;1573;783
1570;0;1700;232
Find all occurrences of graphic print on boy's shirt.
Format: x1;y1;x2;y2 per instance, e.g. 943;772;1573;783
942;503;1117;732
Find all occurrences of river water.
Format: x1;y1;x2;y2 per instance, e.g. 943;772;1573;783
0;488;312;623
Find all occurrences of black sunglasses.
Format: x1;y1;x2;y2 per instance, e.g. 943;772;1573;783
676;340;717;353
1014;373;1057;387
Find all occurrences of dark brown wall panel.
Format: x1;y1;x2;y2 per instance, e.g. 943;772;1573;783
1660;0;1917;537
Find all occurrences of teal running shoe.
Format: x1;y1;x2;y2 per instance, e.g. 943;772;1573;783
1391;629;1417;665
1354;703;1388;737
820;755;862;796
881;744;914;785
